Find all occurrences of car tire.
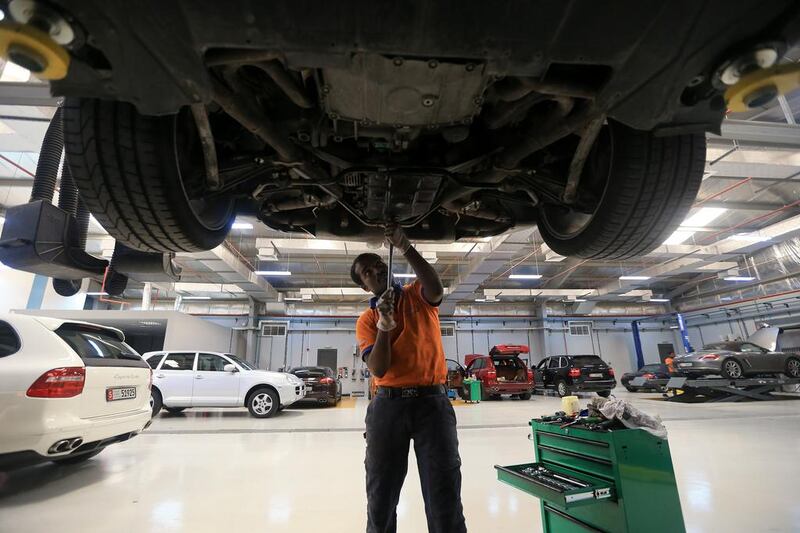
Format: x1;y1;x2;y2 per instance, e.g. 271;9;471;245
721;359;744;379
556;380;570;397
62;98;236;253
624;385;637;392
537;121;705;259
519;392;532;400
247;387;280;418
597;390;612;398
785;357;800;379
53;449;102;465
150;388;163;417
165;407;186;414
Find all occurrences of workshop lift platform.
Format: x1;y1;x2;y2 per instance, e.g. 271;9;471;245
635;376;800;403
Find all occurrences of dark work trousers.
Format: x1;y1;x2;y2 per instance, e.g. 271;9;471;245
364;392;467;533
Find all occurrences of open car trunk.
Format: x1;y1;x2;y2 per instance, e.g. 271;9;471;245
493;357;529;383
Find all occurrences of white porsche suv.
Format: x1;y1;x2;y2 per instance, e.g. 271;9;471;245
143;351;305;418
0;315;152;471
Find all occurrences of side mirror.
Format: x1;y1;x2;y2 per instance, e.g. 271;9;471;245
223;364;239;373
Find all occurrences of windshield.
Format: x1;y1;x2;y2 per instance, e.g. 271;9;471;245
224;354;254;370
702;342;740;351
570;355;605;367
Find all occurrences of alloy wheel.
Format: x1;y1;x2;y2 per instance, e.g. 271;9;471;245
724;360;742;379
788;359;800;378
252;392;274;416
558;382;568;396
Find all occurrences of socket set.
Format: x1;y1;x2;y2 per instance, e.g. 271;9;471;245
519;465;591;493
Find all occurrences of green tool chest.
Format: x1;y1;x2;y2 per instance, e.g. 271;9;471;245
496;420;685;533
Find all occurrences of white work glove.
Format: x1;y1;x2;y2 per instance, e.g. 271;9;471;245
385;223;412;254
376;288;397;331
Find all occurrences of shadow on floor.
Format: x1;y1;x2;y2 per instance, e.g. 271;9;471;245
0;459;109;504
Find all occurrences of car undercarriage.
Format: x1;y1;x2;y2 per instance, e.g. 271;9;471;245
4;0;800;259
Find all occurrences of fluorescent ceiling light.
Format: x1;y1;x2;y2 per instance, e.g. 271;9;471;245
509;274;543;279
182;296;212;300
85;292;108;296
681;207;727;228
663;229;696;245
727;232;771;243
231;222;253;230
650;298;670;302
393;273;416;278
619;276;651;281
573;299;587;302
283;297;303;301
255;270;292;276
474;298;486;302
0;62;31;82
723;276;756;282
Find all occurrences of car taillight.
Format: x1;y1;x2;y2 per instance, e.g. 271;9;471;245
27;367;86;398
527;369;533;381
486;370;497;381
608;368;615;377
701;354;719;360
568;368;581;378
642;373;655;379
319;377;334;384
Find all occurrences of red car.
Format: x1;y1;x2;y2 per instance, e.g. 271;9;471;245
464;345;535;400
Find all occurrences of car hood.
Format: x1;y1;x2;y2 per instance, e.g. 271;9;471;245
248;370;296;381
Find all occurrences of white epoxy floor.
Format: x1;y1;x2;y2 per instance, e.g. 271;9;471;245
1;391;799;532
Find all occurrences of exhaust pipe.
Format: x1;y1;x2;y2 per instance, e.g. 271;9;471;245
48;437;83;454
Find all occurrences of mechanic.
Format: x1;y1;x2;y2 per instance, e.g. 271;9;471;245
352;224;467;533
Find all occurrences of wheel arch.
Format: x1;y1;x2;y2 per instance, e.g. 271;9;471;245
244;383;280;407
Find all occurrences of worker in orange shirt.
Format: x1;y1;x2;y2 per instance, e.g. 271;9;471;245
665;352;676;374
353;224;466;533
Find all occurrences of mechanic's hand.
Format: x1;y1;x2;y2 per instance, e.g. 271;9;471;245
385;223;412;254
376;288;397;331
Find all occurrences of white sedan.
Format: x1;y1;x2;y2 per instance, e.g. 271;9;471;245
143;351;305;418
0;315;152;470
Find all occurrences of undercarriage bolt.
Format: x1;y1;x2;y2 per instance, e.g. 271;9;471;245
393;57;404;66
428;59;438;69
422;96;436;107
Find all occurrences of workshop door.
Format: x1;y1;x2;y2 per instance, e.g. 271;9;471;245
317;349;338;372
658;343;676;363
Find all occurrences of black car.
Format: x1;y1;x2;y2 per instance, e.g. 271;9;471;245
289;366;342;406
621;364;671;392
534;355;616;397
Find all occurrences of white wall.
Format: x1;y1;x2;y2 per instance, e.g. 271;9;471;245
0;266;34;313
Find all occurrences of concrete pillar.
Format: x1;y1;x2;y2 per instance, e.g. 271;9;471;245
142;282;152;310
246;297;259;366
540;303;551;358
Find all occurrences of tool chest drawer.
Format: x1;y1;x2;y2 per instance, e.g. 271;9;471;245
535;431;611;462
495;462;614;509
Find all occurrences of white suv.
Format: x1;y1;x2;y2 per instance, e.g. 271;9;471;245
143;351;305;418
0;315;152;470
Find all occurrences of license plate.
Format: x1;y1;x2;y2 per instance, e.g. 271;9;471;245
106;386;136;402
589;373;603;378
678;363;692;368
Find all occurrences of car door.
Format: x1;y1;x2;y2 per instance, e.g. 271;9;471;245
154;352;197;406
739;342;770;373
192;353;242;406
536;358;551;387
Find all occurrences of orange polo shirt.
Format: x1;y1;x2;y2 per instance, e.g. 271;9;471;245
356;280;446;387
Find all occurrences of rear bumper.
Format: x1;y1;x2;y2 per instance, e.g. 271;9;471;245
484;383;535;395
0;405;151;458
675;361;721;375
0;430;140;471
571;379;616;392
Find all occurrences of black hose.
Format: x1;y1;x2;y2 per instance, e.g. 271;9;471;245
57;157;79;215
30;107;64;203
76;196;90;250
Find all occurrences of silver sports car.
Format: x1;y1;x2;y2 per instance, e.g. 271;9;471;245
674;341;800;380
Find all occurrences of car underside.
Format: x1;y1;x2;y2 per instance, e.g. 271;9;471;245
9;0;800;259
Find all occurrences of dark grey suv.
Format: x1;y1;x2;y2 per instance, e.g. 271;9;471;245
534;355;616;397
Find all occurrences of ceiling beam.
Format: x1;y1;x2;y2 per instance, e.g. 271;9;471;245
711;120;800;148
0;82;60;107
